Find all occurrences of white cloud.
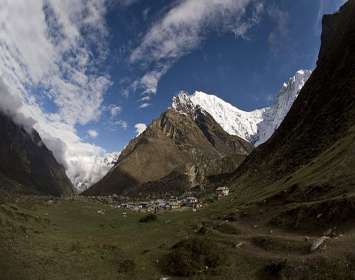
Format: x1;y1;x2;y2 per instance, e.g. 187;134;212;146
128;0;263;101
134;123;147;136
0;0;114;191
33;118;110;190
0;0;112;125
0;77;36;132
114;120;128;130
139;96;151;102
87;129;99;138
139;103;151;109
107;104;122;118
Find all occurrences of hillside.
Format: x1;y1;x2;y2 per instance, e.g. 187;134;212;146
84;93;252;196
226;0;355;228
0;112;73;196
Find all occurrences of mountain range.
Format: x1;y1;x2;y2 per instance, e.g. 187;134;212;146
84;69;311;195
0;67;312;197
185;69;312;146
0;66;311;196
84;94;253;196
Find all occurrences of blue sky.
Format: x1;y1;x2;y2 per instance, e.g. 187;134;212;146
0;0;346;187
83;0;344;152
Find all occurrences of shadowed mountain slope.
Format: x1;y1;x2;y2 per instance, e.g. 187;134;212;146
0;112;73;196
227;0;355;221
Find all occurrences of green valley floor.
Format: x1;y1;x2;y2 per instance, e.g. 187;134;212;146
1;192;355;280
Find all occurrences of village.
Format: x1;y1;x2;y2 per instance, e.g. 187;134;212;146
84;186;230;214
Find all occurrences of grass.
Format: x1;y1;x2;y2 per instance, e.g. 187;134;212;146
160;237;225;277
0;190;354;279
0;196;267;280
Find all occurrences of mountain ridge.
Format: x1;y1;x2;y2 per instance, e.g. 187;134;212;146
83;70;312;194
84;98;252;196
180;69;312;145
76;70;310;191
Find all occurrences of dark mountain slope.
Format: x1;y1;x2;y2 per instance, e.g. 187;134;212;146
227;0;355;228
85;94;253;196
0;112;73;196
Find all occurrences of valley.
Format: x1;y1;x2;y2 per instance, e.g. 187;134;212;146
0;0;355;279
1;189;355;280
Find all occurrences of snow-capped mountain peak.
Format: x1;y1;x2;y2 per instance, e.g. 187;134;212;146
189;91;265;142
172;90;198;115
171;69;312;146
171;90;265;142
254;69;312;145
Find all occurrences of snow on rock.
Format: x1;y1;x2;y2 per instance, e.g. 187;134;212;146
190;91;265;142
171;70;312;146
254;70;312;145
172;90;197;115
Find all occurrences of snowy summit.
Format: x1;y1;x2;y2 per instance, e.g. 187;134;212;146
172;70;312;146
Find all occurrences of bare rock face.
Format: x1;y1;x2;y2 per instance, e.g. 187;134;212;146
84;95;253;196
0;112;73;196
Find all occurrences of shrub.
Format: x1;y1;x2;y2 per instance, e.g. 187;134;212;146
161;238;224;277
263;260;287;277
139;214;157;223
117;259;135;273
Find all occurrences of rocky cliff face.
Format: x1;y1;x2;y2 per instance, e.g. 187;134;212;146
0;112;73;196
84;94;253;196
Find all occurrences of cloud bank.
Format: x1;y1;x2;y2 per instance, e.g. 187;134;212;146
128;0;264;105
0;0;114;190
